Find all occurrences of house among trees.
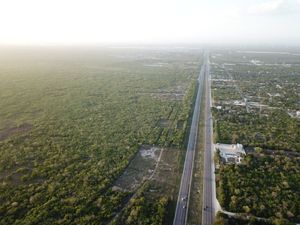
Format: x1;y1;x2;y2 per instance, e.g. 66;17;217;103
216;143;246;164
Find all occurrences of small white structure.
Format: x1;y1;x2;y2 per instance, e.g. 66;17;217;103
288;110;300;118
215;143;246;164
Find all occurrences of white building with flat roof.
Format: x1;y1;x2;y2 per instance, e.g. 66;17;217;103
215;143;246;164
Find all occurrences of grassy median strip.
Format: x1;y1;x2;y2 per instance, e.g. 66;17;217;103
187;79;206;225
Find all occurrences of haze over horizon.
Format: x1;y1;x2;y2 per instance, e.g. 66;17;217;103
0;0;300;46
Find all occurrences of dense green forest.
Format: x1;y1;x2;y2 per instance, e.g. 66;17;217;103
216;153;300;223
213;212;294;225
111;184;168;225
213;108;299;151
0;47;202;224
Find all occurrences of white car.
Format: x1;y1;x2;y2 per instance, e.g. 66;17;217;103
181;196;188;201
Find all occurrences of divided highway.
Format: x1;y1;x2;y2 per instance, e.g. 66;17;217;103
173;53;207;225
202;54;218;225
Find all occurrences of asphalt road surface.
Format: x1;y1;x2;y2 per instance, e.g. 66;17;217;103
202;54;217;225
173;53;206;225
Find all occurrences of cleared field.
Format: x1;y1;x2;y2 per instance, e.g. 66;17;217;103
0;47;202;224
113;145;162;192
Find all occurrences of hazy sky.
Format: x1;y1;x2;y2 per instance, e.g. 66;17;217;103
0;0;300;45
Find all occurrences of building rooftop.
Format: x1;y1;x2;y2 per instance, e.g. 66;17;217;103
215;143;246;155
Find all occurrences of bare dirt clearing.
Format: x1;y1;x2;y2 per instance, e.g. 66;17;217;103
0;123;32;141
113;145;162;192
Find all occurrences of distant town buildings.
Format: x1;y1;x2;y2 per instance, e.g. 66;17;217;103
215;143;246;164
